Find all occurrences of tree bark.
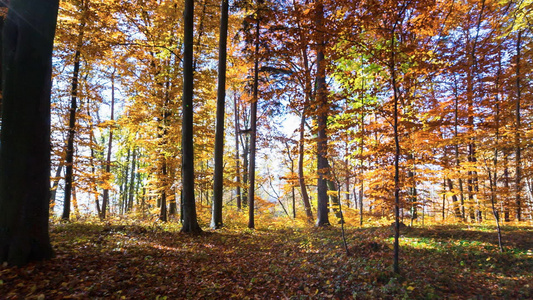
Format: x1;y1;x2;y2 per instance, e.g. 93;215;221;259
62;11;86;221
514;31;522;221
0;0;59;266
211;0;229;229
101;70;116;220
296;9;313;221
159;157;167;222
0;1;6;114
234;94;242;210
127;147;137;212
452;77;465;220
298;107;313;220
247;12;260;229
315;1;330;227
181;0;202;233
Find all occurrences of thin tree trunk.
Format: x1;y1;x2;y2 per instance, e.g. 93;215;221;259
345;150;350;209
515;31;522;221
247;12;260;229
359;81;365;226
453;78;465;220
242;135;249;208
488;54;503;251
315;1;330;227
101;70;116;220
504;152;510;222
234;94;242;210
89;127;101;217
298;107;313;220
390;29;401;274
127;147;137;212
211;0;229;229
407;153;417;223
442;178;446;221
121;147;131;214
296;10;313;221
62;14;86;221
160;157;168;222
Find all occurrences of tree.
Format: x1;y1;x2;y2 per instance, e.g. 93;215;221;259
181;0;202;233
211;0;229;229
62;0;88;221
315;0;330;227
0;0;59;266
101;69;116;220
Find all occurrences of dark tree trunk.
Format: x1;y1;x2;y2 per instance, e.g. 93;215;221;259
101;71;116;220
407;153;417;223
62;15;86;221
298;106;313;220
127;147;137;212
89;128;102;217
0;0;59;266
452;78;465;220
515;31;522;221
211;0;229;229
241;136;249;208
234;95;242;210
389;30;401;274
120;147;130;214
247;13;260;229
0;1;6;114
181;0;201;233
315;1;330;227
504;153;510;222
160;158;167;222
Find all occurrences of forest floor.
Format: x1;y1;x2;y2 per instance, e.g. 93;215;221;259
1;214;532;299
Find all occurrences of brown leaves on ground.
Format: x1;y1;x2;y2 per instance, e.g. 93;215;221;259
1;219;532;299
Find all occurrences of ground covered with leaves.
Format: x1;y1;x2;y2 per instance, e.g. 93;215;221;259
1;215;532;299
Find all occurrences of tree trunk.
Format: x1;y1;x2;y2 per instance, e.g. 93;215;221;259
241;135;249;208
390;31;401;274
127;147;137;212
247;13;260;229
62;13;86;221
451;77;466;220
181;0;201;233
120;147;130;214
407;153;417;223
211;0;229;229
101;70;116;220
0;0;59;266
0;1;5;112
297;14;313;221
88;127;102;217
315;1;330;227
234;95;242;210
515;31;522;221
298;107;313;220
160;157;167;222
